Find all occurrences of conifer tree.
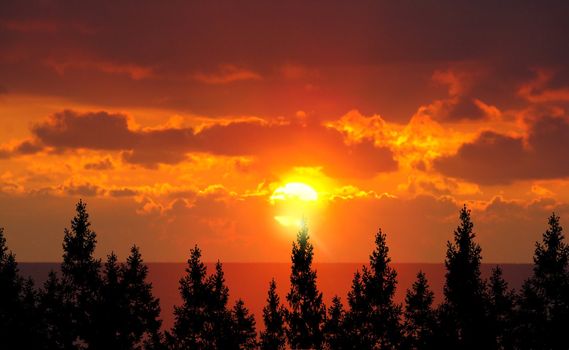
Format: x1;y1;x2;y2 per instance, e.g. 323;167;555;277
361;228;403;349
344;271;372;349
39;270;76;350
443;205;493;349
207;261;234;349
93;252;127;349
167;245;212;349
231;299;258;350
122;245;163;349
0;227;43;348
0;227;25;347
260;279;286;350
486;266;514;350
324;296;349;349
286;223;326;349
61;200;102;346
403;271;435;350
168;247;238;349
516;213;569;349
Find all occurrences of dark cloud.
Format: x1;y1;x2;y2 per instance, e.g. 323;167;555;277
30;110;397;177
435;116;569;184
84;158;114;170
108;188;138;197
0;140;43;159
1;1;568;119
64;183;102;197
445;97;486;121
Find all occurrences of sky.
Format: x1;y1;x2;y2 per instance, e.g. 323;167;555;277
1;0;569;263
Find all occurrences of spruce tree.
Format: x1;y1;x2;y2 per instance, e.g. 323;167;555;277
0;227;43;348
487;266;514;350
92;252;127;349
324;296;349;350
443;205;493;349
517;213;569;349
122;245;163;349
61;200;102;347
207;261;233;349
0;227;25;348
344;271;372;349
361;228;403;349
260;279;286;350
167;245;211;349
404;271;435;350
286;223;326;349
231;299;258;350
39;271;76;350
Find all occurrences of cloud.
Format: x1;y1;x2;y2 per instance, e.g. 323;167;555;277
0;140;43;159
193;65;262;84
84;158;114;170
435;115;569;184
46;58;154;80
28;110;397;177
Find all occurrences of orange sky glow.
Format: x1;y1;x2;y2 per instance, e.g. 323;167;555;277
2;1;569;262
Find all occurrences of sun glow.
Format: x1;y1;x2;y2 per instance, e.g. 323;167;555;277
270;182;318;202
270;182;321;228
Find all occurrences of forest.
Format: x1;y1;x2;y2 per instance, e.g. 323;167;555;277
1;200;568;350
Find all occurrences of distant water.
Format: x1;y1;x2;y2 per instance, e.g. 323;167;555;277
19;263;532;331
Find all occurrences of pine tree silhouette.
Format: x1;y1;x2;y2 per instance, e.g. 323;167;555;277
167;245;212;349
403;271;436;350
122;245;163;349
324;296;349;349
516;213;569;350
39;270;76;349
286;223;326;349
361;228;403;349
168;246;248;349
344;270;371;349
93;252;127;349
0;227;44;348
207;261;234;349
260;279;286;350
231;299;258;350
443;205;493;349
486;266;514;350
61;199;102;347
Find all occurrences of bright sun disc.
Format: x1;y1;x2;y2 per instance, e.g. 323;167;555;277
270;182;318;202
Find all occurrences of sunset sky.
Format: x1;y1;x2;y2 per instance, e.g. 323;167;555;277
2;0;569;263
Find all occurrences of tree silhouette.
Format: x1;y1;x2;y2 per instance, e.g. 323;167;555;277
39;270;76;349
122;245;163;349
167;245;212;349
0;227;44;348
346;228;403;349
403;271;436;350
231;299;258;350
260;279;286;350
486;266;514;350
168;247;250;349
344;270;371;348
92;252;127;349
286;223;326;349
516;213;569;350
443;205;493;349
324;296;349;350
61;199;102;347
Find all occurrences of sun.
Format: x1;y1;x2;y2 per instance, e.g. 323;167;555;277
270;182;320;228
270;182;318;203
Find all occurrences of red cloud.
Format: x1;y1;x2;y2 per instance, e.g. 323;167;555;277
435;115;569;184
30;110;397;178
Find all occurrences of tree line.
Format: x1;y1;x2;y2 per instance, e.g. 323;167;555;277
1;200;569;349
